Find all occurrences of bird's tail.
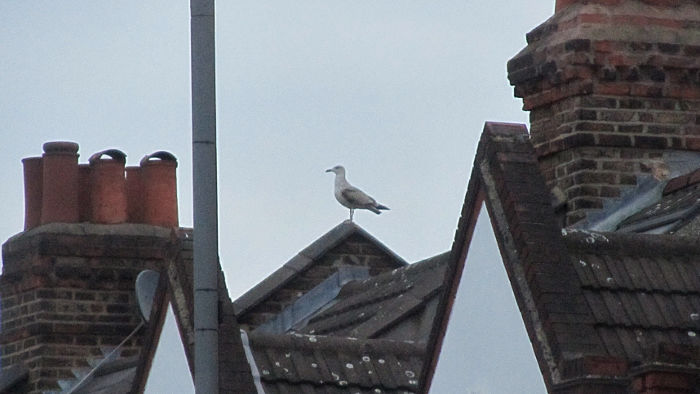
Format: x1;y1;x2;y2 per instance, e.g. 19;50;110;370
367;204;389;215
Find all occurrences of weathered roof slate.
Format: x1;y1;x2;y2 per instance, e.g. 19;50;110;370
168;224;440;393
565;231;700;361
243;331;423;393
228;230;450;393
300;252;448;340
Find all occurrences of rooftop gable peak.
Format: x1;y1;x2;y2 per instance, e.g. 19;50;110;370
233;221;407;328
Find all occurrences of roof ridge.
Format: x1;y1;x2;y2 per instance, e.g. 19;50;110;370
233;221;406;317
423;122;606;392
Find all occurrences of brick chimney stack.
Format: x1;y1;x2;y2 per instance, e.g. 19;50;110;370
508;0;700;225
1;142;179;393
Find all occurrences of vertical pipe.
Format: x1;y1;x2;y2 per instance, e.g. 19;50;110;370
191;0;219;392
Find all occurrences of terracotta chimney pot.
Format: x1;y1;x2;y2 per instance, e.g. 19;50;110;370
89;149;127;224
40;141;79;225
555;0;577;12
140;152;178;227
22;157;43;230
126;166;144;223
78;164;91;222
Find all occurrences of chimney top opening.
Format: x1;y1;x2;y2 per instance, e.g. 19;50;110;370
89;149;127;165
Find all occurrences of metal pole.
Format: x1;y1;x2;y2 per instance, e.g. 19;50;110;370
190;0;218;393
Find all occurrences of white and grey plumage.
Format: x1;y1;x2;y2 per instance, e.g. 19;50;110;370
326;165;389;221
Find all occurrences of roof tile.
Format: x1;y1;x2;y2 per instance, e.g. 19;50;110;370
455;122;700;389
245;332;423;393
300;253;449;340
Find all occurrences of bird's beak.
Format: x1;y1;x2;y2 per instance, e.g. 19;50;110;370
325;169;332;173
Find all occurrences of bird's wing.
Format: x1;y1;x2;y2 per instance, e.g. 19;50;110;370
341;186;376;206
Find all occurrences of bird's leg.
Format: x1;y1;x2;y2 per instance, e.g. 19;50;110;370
350;209;354;221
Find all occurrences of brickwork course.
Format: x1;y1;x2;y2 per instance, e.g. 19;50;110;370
508;0;700;225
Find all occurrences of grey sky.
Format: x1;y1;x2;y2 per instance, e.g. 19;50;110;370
2;2;554;392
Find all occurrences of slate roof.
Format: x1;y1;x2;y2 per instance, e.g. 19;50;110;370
235;243;449;393
234;221;409;331
299;253;448;340
234;221;407;319
242;331;423;394
565;230;700;361
617;168;700;234
165;123;700;393
167;223;449;393
449;122;700;392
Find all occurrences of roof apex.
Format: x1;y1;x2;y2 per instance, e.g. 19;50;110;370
233;220;407;317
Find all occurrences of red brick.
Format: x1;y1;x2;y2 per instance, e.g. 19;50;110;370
619;124;644;133
644;372;693;390
635;135;669;149
580;13;610;25
597;82;631;96
641;0;682;6
689;169;700;186
669;137;684;149
669;85;700;100
685;137;700;150
582;356;628;376
597;134;632;147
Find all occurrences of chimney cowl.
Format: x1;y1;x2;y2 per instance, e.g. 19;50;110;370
89;150;128;224
140;151;178;167
42;141;79;155
140;151;179;227
89;149;127;165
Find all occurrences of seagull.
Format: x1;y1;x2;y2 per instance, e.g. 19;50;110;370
326;165;389;221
